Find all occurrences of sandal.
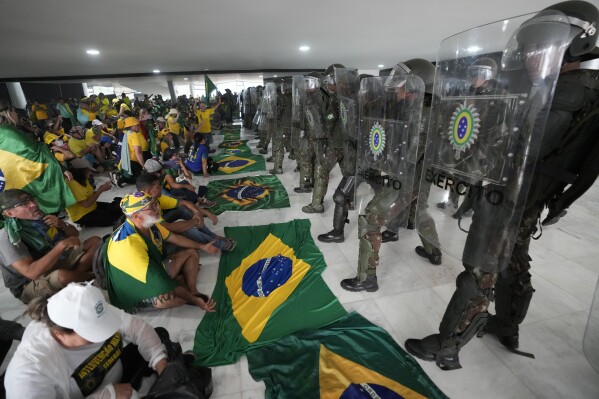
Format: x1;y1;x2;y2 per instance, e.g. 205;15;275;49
222;239;237;252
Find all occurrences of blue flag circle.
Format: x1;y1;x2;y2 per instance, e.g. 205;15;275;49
225;185;266;200
340;383;403;398
242;255;292;297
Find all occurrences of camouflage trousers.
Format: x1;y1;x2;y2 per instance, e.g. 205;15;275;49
297;138;315;188
271;127;289;170
310;146;344;206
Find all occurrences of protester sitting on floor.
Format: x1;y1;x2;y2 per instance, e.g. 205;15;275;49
162;148;214;205
87;119;116;160
67;125;105;173
0;190;100;304
143;159;215;208
44;129;76;163
104;192;217;314
66;158;122;228
185;133;215;177
5;282;169;399
135;174;235;251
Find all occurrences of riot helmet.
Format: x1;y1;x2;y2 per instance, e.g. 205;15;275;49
388;58;435;94
323;64;345;93
280;78;293;94
305;71;322;92
467;57;498;86
502;1;598;77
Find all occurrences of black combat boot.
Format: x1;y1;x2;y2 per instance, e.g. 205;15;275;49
381;230;398;243
318;203;348;243
340;275;378;292
266;156;273;162
405;335;462;370
318;230;344;243
415;246;442;265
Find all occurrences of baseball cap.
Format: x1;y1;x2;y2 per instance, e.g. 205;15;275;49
168;108;178;115
91;119;103;126
69;158;96;171
0;189;32;212
143;159;163;173
47;282;122;343
156;117;166;123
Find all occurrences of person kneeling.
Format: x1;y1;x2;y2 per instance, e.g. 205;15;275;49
0;189;100;304
103;192;216;314
5;282;169;399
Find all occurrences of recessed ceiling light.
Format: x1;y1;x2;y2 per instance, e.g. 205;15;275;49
183;77;189;81
273;75;278;78
194;81;200;84
467;46;481;53
299;46;310;51
204;68;209;71
153;69;160;73
378;64;384;68
86;49;100;55
258;75;263;78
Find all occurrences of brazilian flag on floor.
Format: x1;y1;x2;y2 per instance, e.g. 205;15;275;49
218;139;248;149
220;145;252;156
0;126;75;217
222;132;241;140
211;153;265;176
193;219;346;365
247;312;448;399
206;175;289;215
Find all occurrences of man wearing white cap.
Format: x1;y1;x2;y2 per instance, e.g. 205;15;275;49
5;282;168;398
165;109;181;149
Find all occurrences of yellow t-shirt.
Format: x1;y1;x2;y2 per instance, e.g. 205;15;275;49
167;115;180;135
194;109;215;133
33;104;48;120
67;137;89;157
127;131;149;163
100;98;110;113
66;179;97;222
106;108;118;117
85;128;101;146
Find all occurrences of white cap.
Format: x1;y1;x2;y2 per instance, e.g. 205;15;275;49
47;282;122;343
168;108;178;115
91;119;103;126
156;117;166;123
143;159;163;173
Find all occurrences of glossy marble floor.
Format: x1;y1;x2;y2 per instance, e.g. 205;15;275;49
1;125;598;398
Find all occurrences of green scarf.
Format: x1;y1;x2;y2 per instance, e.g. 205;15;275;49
3;217;65;258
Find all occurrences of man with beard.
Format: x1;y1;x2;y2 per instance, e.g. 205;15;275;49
103;192;216;314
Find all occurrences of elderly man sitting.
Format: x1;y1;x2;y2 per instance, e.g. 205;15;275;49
0;189;100;304
103;192;216;314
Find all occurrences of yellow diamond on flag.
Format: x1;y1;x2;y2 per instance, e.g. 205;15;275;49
0;149;48;191
225;233;310;342
319;344;427;399
216;155;256;174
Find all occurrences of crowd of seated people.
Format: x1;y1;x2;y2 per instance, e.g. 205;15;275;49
0;93;233;397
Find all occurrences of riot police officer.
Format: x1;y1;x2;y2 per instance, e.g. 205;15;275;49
406;0;599;370
270;78;292;174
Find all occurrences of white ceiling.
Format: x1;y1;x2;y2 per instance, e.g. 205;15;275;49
0;0;573;82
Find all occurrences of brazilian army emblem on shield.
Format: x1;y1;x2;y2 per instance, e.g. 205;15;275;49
448;103;480;159
340;101;348;127
369;121;386;159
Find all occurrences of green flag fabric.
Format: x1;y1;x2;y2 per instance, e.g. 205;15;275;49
222;132;241;140
220;145;252;156
193;219;346;366
247;312;448;399
206;175;289;214
211;153;265;176
205;75;217;99
0;126;75;214
217;139;248;149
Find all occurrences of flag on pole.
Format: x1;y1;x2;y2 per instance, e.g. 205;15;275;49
205;75;217;100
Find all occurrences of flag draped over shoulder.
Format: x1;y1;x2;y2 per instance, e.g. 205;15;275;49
205;75;217;99
206;175;289;215
247;312;448;399
193;219;346;366
211;153;265;176
0;126;75;214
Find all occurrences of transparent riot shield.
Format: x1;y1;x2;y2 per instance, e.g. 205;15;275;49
265;82;278;141
335;67;360;174
356;74;424;230
584;278;599;373
242;89;251;115
249;87;258;115
290;75;305;150
416;11;571;273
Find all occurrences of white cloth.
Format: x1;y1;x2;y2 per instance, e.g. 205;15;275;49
120;130;132;174
5;307;167;399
